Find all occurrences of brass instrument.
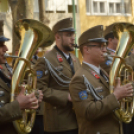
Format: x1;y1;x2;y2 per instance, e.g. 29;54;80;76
109;22;134;123
8;19;54;134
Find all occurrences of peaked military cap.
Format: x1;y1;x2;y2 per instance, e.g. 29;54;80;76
0;20;10;42
79;25;107;46
52;18;75;34
104;23;115;38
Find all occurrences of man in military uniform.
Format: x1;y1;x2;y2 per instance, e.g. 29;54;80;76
101;23;134;75
100;23;134;134
0;20;39;134
100;24;118;74
30;48;44;134
69;25;133;134
34;18;81;134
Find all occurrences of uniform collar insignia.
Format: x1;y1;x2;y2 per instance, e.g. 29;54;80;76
91;70;100;79
57;53;63;62
0;65;3;70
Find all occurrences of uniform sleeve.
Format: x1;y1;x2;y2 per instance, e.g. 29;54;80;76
34;58;69;107
0;100;22;124
69;76;120;121
125;53;134;69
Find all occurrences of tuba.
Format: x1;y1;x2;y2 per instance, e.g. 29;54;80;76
109;22;134;123
8;19;54;134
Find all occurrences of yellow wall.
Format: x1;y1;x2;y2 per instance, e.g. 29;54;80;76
78;0;134;33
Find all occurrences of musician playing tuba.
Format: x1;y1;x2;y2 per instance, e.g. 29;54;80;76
101;23;134;75
34;18;81;134
69;25;134;134
100;24;118;74
100;23;134;134
0;21;39;134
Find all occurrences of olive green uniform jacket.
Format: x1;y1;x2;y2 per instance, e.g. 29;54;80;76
34;47;81;132
69;63;121;134
125;53;134;69
0;64;22;134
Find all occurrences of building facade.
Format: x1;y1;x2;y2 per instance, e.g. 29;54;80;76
0;0;80;53
78;0;134;33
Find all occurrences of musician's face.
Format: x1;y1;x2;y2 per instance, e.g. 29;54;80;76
0;42;8;63
60;31;75;52
86;42;107;66
108;37;118;51
112;37;118;50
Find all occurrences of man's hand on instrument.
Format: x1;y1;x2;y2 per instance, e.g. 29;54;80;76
35;90;43;103
113;77;133;100
16;85;39;110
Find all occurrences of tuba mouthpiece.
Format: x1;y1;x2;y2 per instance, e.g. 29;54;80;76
72;44;79;48
4;53;10;58
103;53;113;61
4;53;18;58
103;53;108;57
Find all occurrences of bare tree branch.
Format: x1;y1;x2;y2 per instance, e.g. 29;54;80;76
38;0;50;25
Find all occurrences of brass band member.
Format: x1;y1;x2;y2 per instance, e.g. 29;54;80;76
0;21;39;134
101;23;134;74
69;25;133;134
30;48;44;134
34;18;81;134
100;24;118;74
100;23;134;134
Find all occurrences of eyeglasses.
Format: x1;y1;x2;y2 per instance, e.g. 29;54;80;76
87;44;107;50
64;32;76;38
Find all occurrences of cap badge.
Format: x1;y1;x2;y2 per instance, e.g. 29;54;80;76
57;53;63;62
91;71;100;79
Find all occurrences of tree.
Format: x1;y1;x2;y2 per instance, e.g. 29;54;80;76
38;0;50;25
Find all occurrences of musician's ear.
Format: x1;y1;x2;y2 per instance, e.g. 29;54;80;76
82;45;89;54
55;33;60;40
57;35;60;40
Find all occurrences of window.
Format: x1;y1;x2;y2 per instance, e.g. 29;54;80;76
33;0;77;13
45;0;55;13
86;0;131;16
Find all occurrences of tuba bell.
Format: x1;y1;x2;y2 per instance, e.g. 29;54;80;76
8;19;54;134
109;22;134;123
